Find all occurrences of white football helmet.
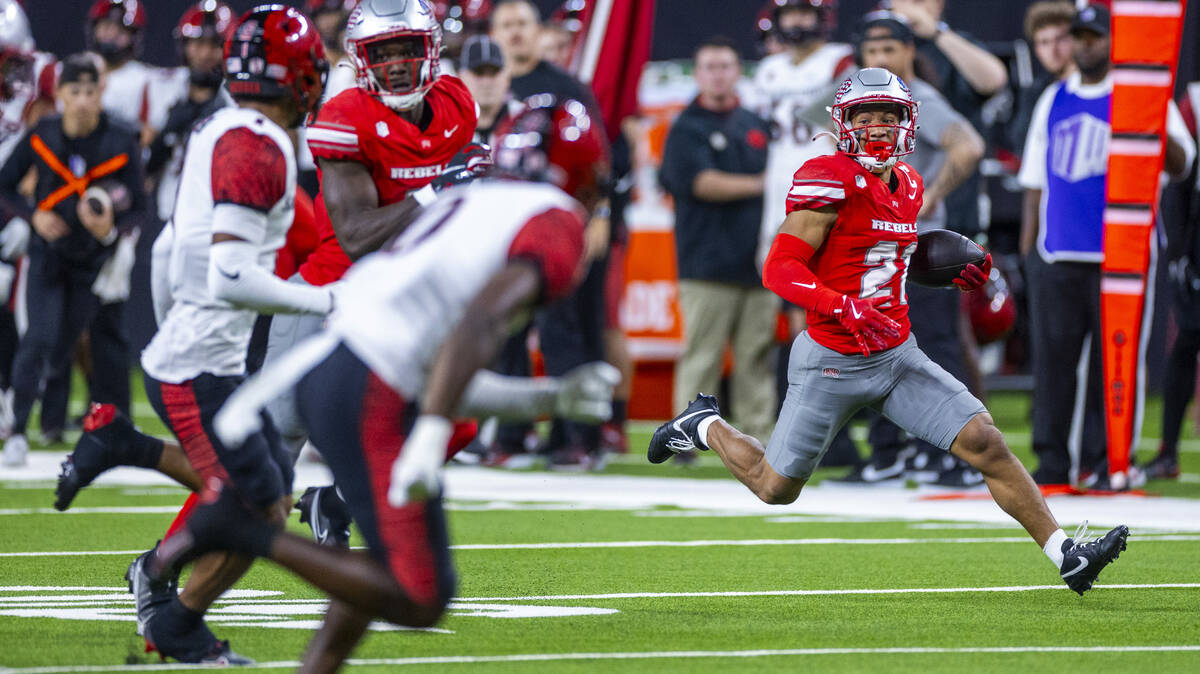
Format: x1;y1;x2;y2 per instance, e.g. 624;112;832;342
345;0;442;110
829;67;918;172
0;0;34;102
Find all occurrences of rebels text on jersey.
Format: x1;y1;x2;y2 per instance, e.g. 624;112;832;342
329;180;585;399
300;75;478;285
786;153;924;355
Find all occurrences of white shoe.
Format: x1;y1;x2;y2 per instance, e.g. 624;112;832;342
0;388;13;439
2;433;28;467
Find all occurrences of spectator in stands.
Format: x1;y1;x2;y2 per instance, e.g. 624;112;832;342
1007;1;1076;157
488;0;613;467
539;19;573;70
890;0;1007;238
0;56;142;466
834;15;987;486
1018;4;1194;487
659;36;775;444
459;35;516;144
308;0;358;100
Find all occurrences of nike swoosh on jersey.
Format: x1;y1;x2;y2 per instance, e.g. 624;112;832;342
1060;557;1089;578
444;125;459;138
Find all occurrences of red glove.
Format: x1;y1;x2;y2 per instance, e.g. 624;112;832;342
953;253;992;291
834;295;902;357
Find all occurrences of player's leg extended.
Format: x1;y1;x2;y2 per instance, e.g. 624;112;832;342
881;339;1127;594
652;332;860;505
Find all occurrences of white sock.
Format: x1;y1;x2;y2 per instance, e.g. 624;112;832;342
1043;528;1069;568
695;415;721;449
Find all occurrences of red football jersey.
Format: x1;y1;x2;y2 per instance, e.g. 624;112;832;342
786;152;925;355
300;75;478;285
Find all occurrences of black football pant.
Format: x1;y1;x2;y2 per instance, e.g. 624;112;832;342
1025;254;1107;482
1162;323;1200;457
11;243;101;437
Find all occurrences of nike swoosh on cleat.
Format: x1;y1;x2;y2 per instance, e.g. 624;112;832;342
310;497;327;543
672;409;714;436
1061;557;1089;578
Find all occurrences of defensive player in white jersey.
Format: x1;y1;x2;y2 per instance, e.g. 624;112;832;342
750;0;853;267
86;1;160;140
151;96;615;673
0;0;56;438
59;6;332;664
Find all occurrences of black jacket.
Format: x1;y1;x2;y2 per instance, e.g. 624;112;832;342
0;112;143;266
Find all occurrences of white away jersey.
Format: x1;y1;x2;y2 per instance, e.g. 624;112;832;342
101;59;160;131
0;52;56;166
142;106;297;383
751;43;852;262
329;179;586;398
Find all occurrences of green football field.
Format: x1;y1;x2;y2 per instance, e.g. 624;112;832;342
1;389;1199;672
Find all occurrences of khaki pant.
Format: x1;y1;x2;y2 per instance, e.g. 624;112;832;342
674;280;777;442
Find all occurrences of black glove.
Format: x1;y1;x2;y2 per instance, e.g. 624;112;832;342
431;142;493;192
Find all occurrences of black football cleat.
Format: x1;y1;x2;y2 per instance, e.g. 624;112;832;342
145;615;253;665
647;394;720;464
295;485;352;548
126;543;179;637
55;403;142;511
151;482;275;581
1060;523;1129;595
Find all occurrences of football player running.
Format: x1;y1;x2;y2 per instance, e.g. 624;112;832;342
648;68;1128;596
151;97;615;673
267;0;478;544
58;6;332;664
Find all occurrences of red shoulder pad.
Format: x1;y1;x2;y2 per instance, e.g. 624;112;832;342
507;207;586;303
307;89;365;161
787;154;850;213
212;127;287;213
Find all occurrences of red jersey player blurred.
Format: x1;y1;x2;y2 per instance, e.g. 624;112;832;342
649;67;1129;596
263;0;478;544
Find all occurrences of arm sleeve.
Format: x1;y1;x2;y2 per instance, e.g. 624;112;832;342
761;232;845;318
507;207;586;303
150;222;175;325
786;158;848;213
208;205;333;315
1017;83;1057;189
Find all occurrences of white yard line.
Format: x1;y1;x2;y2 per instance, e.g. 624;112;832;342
4;645;1200;672
3;533;1198;558
454;583;1200;602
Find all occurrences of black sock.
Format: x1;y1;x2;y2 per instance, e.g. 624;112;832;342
158;596;204;635
129;433;165;469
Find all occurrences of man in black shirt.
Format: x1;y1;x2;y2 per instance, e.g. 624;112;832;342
459;34;515;145
490;0;600;114
660;37;776;444
0;55;142;466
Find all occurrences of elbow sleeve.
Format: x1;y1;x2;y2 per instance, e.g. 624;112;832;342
762;234;843;316
209;240;332;315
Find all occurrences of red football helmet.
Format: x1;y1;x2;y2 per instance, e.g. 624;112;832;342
493;96;610;206
963;267;1017;345
87;0;147;60
224;5;329;126
772;0;837;44
174;1;236;43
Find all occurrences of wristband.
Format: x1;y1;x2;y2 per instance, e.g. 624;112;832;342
412;184;437;207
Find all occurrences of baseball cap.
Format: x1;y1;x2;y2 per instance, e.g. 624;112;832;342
1070;3;1110;37
460;34;505;73
859;12;916;46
